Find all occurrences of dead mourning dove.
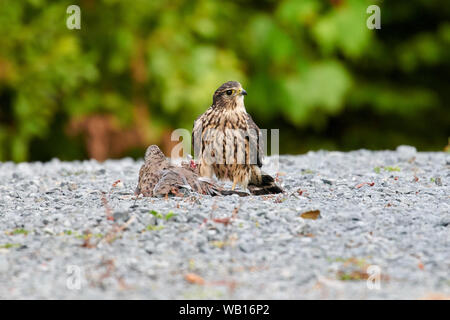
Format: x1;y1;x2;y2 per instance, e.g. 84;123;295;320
135;145;248;197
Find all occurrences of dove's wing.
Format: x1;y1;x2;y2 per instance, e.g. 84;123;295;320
135;165;145;195
136;146;171;197
152;169;183;196
153;167;220;196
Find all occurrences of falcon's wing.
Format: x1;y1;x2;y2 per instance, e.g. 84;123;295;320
246;113;263;168
192;114;204;160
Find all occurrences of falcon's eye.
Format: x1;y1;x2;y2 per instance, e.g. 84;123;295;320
226;90;233;96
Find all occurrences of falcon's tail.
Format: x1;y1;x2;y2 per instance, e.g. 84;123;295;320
248;173;284;195
218;190;250;197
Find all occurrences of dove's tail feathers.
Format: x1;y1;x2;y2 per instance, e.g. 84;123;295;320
248;174;283;195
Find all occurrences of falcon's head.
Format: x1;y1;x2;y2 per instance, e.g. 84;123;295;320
144;145;166;164
212;81;247;110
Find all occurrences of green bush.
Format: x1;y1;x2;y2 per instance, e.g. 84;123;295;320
0;0;448;161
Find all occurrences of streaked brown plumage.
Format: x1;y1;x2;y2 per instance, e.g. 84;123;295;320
135;145;248;197
192;81;283;194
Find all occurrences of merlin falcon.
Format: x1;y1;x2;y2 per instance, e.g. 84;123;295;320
192;81;283;194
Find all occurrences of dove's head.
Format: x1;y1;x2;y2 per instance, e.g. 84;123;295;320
144;145;166;164
212;81;247;111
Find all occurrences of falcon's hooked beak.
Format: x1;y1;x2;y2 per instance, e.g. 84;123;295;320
239;88;247;96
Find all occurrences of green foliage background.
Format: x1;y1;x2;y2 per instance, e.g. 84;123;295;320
0;0;449;161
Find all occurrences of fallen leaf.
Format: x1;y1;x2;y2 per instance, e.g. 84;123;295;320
112;180;122;187
298;233;315;238
355;182;375;189
184;273;205;285
300;210;321;220
213;217;232;225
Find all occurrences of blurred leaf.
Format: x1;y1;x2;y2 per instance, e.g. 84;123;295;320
312;0;372;58
283;60;352;125
300;210;321;220
0;0;448;161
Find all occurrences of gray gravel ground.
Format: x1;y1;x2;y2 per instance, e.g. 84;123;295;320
0;146;449;299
